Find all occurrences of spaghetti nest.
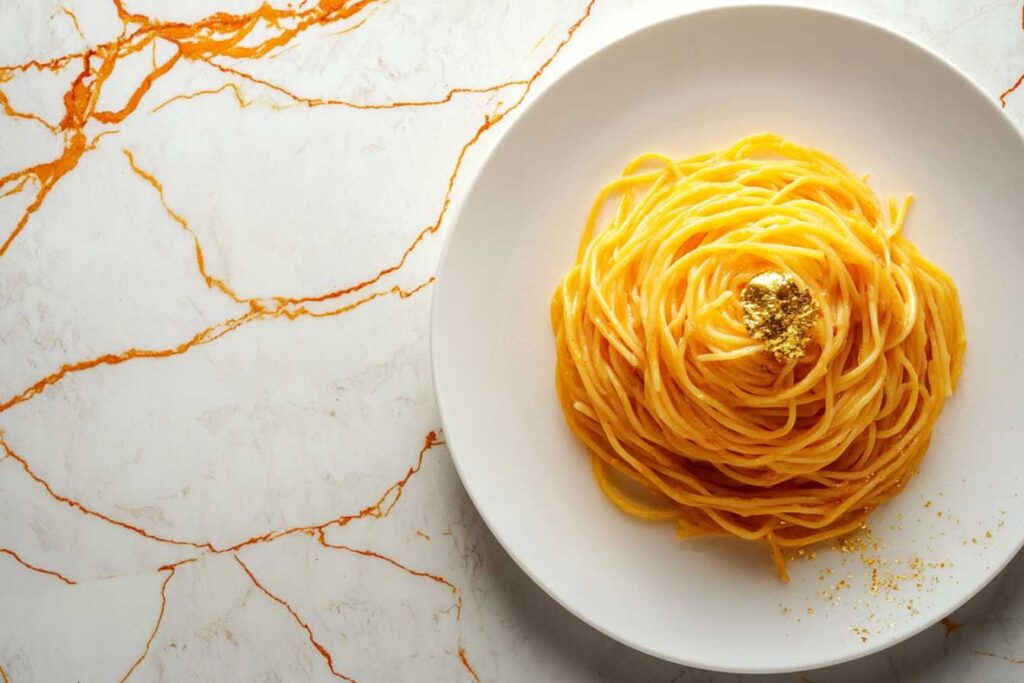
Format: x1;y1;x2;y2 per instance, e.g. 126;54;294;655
551;134;965;579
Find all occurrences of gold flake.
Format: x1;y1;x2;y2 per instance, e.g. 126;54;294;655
740;271;819;362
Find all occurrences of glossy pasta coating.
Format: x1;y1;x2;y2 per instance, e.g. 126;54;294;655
551;134;965;579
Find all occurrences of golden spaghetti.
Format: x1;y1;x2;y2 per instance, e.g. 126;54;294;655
551;134;965;580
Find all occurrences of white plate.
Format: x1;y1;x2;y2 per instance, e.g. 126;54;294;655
432;5;1024;674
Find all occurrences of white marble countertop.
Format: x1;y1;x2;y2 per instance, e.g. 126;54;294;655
1;1;1022;681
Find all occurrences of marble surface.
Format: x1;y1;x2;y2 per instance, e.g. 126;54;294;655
0;1;1022;681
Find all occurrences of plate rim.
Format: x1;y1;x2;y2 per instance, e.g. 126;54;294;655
430;2;1024;674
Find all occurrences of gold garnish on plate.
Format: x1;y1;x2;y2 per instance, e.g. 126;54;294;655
740;271;819;362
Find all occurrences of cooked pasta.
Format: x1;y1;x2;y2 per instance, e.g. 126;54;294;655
550;134;965;579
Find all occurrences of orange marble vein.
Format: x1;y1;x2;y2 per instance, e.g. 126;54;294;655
0;663;8;683
0;0;381;255
60;6;86;41
126;144;442;315
1;0;596;413
1002;71;1024;107
1;432;215;550
0;277;434;415
104;433;455;681
317;530;462;619
223;431;445;551
326;4;381;39
265;0;596;310
459;647;481;683
0;1;599;677
234;555;358;683
975;649;1024;664
3;424;445;568
1001;3;1024;107
122;148;245;302
0;0;592;260
336;430;442;523
0;546;77;585
0;125;86;256
118;558;195;683
0;309;260;414
203;59;531;110
149;82;252;113
3;429;469;682
0;176;30;199
139;0;596;313
0;86;59;132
